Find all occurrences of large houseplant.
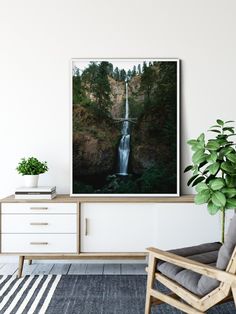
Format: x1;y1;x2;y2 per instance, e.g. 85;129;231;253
185;119;236;243
16;157;48;187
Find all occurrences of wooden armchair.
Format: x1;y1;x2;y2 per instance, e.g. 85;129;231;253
145;215;236;313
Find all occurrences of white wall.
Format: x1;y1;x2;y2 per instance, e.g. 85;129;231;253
0;0;236;258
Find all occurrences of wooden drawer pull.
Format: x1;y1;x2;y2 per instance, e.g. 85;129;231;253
30;242;48;245
30;222;49;226
30;207;48;210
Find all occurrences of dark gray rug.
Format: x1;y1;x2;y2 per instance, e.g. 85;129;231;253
0;275;235;313
47;275;235;314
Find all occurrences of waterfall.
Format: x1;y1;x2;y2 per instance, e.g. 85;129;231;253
118;81;130;176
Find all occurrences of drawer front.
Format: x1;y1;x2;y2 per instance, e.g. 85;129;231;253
1;234;77;253
1;214;77;234
1;203;77;214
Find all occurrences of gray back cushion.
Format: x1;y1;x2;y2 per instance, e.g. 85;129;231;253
216;213;236;270
198;214;236;296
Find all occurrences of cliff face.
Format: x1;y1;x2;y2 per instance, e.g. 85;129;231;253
73;106;119;177
109;77;125;118
73;72;174;179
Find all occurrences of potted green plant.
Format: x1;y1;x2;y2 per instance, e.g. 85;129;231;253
16;157;48;187
185;119;236;243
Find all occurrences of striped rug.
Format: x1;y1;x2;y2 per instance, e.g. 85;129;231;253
0;275;61;313
0;275;234;313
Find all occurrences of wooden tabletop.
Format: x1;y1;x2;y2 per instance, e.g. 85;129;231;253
1;194;195;203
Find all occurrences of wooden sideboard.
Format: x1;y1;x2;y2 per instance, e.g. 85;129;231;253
0;194;205;277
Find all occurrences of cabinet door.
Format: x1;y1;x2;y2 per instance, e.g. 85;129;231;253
80;203;157;252
80;203;224;253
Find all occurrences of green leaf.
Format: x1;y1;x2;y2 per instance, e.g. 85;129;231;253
192;176;205;187
208;162;220;175
206;152;217;163
198;160;208;169
202;169;209;175
195;182;209;193
221;161;236;174
223;127;234;134
225;120;234;124
207;201;220;215
210;124;221;128
219;146;234;156
226;198;236;209
191;142;204;151
221;187;236;198
208;129;221;134
217;119;224;126
197;133;205;142
217;134;228;140
192;150;206;164
187;139;197;146
209;178;225;191
212;191;226;207
187;174;199;186
216;138;228;146
184;165;193;173
194;190;211;205
226;153;236;163
225;175;236;187
206;175;216;184
205;141;220;151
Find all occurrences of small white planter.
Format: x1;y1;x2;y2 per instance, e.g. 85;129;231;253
23;175;39;188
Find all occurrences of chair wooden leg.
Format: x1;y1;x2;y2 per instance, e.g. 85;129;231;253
18;256;25;278
232;282;236;307
28;259;32;265
145;254;157;314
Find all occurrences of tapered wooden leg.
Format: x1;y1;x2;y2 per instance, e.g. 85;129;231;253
18;256;25;278
145;254;157;314
28;259;32;265
232;282;236;307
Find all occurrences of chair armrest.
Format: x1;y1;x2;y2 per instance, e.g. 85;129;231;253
146;247;236;284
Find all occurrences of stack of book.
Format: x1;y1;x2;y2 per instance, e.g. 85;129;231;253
15;186;56;200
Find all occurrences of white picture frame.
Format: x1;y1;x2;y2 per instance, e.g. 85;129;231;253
70;58;180;197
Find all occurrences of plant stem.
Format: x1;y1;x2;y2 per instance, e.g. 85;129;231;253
221;207;226;243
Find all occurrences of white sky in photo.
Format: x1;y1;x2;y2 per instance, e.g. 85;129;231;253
72;59;157;72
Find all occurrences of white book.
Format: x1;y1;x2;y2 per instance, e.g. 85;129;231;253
15;192;57;200
15;186;56;194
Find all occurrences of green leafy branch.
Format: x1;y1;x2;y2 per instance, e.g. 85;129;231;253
185;119;236;242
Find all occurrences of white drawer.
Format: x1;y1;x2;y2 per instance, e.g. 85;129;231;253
1;234;77;253
1;214;77;234
1;203;77;214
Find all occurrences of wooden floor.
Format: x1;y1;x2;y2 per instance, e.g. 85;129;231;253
0;263;147;276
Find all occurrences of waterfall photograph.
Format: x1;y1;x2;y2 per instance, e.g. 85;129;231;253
71;59;180;196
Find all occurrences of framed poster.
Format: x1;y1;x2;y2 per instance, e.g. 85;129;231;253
71;58;180;196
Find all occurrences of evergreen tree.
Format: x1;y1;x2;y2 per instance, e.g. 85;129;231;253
113;67;120;80
127;69;132;81
120;69;126;81
73;68;83;104
92;61;112;113
107;62;113;76
140;62;155;103
137;64;141;74
142;61;147;72
132;65;137;77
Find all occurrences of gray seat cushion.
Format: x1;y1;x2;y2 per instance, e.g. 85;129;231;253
157;242;221;296
157;214;236;297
